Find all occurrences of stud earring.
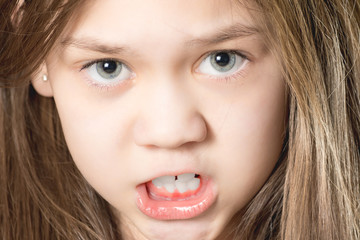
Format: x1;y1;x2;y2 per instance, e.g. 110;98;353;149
42;74;48;82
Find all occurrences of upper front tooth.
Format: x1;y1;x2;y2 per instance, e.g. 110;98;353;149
187;178;200;190
160;175;176;182
164;183;176;193
152;175;176;187
177;173;195;182
175;181;188;193
152;178;163;188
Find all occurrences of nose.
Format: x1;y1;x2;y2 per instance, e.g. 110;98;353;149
133;80;207;149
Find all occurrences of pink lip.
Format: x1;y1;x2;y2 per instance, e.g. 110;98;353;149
136;177;216;220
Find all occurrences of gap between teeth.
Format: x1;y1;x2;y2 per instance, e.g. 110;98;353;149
152;173;200;193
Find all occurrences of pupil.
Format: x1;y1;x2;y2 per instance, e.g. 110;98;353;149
102;61;117;73
215;52;230;67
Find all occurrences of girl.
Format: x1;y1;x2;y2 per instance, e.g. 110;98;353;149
1;0;359;239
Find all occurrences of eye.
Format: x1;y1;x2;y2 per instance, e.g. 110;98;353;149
82;59;133;86
197;51;247;77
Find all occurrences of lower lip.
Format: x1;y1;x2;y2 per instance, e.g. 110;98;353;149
136;177;216;220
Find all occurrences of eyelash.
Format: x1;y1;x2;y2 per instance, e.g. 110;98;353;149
196;50;250;84
80;58;117;70
79;50;250;91
80;58;133;91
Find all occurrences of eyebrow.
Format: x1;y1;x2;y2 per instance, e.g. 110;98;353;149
60;23;260;54
60;37;128;55
185;23;260;46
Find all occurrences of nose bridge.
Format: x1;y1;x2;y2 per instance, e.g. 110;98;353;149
133;77;207;148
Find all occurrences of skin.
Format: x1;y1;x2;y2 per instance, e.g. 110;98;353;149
32;0;286;239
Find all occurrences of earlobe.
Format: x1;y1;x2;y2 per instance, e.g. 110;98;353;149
31;62;54;97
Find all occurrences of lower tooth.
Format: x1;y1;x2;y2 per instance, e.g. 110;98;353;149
187;178;200;190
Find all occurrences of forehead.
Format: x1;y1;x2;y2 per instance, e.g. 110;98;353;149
61;0;261;45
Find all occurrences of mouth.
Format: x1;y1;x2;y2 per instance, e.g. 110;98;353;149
136;173;216;220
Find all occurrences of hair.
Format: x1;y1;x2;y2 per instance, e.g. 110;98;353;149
0;0;359;239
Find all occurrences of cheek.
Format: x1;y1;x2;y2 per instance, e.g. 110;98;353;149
49;67;136;197
210;67;286;208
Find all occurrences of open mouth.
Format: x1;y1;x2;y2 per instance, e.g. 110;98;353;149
136;173;216;220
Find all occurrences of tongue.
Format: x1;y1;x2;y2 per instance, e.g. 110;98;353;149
146;178;202;201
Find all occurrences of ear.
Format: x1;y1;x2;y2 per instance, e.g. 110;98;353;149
31;62;54;97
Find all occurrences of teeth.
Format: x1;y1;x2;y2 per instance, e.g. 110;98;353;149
152;175;175;188
151;173;200;193
164;183;176;193
177;173;195;182
175;181;188;193
187;178;200;190
152;178;163;188
159;175;176;183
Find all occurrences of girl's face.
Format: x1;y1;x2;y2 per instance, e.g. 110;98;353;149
38;0;286;239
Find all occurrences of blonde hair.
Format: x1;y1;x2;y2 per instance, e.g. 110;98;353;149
1;0;359;239
238;1;360;239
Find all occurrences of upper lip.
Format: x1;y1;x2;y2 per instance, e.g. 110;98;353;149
132;152;209;185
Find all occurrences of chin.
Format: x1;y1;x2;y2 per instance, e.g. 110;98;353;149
139;217;222;240
120;202;233;240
